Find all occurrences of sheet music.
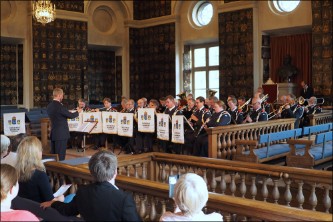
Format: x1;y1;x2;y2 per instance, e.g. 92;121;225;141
53;184;72;197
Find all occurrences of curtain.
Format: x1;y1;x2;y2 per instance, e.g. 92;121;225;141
270;33;312;90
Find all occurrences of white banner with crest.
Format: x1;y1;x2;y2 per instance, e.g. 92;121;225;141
138;108;155;133
171;115;184;144
156;113;169;141
117;113;133;137
102;112;118;134
82;112;102;134
3;113;26;136
67;112;83;132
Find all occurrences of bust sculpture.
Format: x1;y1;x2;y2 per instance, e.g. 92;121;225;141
277;55;298;83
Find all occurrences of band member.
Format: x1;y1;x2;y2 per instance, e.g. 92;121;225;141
183;98;195;120
94;98;117;150
208;96;218;113
158;97;166;113
117;97;128;112
135;99;146;154
141;97;148;107
257;93;271;114
143;99;160;152
280;94;304;128
184;96;211;155
69;98;90;151
227;97;243;124
160;95;183;154
237;96;249;114
186;93;193;100
193;100;231;157
302;96;322;127
243;97;268;123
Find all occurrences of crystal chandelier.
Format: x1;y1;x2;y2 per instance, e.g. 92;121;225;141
33;0;56;25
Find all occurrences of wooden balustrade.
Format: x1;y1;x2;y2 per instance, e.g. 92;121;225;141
308;110;333;126
41;117;50;152
45;153;332;213
205;119;295;159
45;161;332;221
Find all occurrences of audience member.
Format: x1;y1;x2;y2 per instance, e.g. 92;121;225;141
1;133;26;167
15;136;64;203
1;134;11;159
41;150;141;221
160;173;222;221
1;164;39;221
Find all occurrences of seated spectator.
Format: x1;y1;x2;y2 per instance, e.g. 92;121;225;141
1;133;26;167
1;164;39;221
160;173;223;221
1;134;11;159
15;136;64;203
41;150;141;221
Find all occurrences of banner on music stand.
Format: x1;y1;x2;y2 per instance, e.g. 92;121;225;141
117;113;133;137
82;112;102;134
171;115;184;144
102;112;118;134
156;113;169;141
67;113;83;132
138;108;155;133
3;113;26;136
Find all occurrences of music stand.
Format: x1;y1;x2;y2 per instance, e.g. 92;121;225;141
76;121;97;156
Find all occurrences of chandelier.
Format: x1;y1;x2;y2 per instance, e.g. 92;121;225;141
33;0;56;25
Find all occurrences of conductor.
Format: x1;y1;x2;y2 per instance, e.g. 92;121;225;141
47;88;82;160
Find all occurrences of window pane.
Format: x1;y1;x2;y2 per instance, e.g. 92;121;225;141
197;2;213;26
195;89;206;98
209;46;219;66
194;71;206;89
209;70;219;89
194;48;206;67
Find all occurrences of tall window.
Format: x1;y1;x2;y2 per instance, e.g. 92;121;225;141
192;43;219;98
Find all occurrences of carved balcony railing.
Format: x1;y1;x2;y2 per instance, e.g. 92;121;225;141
45;161;332;221
308;110;333;126
205;119;295;159
46;153;332;213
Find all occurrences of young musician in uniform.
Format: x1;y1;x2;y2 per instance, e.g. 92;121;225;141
160;95;183;154
69;98;91;151
184;96;211;155
243;97;268;123
193;100;231;157
227;97;243;124
94;98;117;150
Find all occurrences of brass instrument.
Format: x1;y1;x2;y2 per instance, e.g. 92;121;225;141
188;107;198;122
196;117;210;137
238;98;251;112
268;103;289;120
183;116;194;131
208;89;217;97
261;94;269;103
296;96;306;105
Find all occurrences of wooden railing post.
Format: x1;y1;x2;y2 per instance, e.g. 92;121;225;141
41;117;50;152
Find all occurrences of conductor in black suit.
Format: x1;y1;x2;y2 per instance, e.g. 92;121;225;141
41;150;141;221
47;88;81;161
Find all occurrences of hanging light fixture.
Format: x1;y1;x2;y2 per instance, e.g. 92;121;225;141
33;0;56;25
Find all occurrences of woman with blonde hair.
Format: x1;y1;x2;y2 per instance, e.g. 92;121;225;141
15;136;64;203
1;164;39;221
160;173;222;221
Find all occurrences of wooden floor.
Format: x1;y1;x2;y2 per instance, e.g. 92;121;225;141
65;145;130;160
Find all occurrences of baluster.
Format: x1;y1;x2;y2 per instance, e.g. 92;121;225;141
284;178;292;207
220;170;226;194
202;169;207;185
296;180;304;209
168;163;173;177
68;177;75;194
272;178;280;204
55;173;60;191
49;172;54;190
134;164;139;178
221;133;227;159
211;169;217;192
160;199;166;216
250;176;257;200
261;177;268;202
139;194;146;219
240;173;246;198
309;183;317;211
230;172;236;196
176;164;181;176
161;163;166;182
231;132;237;158
223;213;231;222
323;185;331;213
126;166;130;177
226;132;232;159
217;134;222;158
150;197;157;221
249;129;253;141
118;166;123;175
142;162;147;179
184;165;189;174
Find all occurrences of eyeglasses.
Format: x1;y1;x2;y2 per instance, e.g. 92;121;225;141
251;102;259;106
